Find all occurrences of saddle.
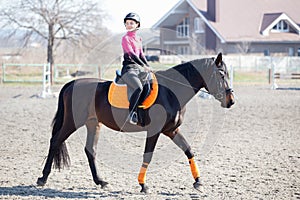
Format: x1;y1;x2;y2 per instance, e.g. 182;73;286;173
108;70;158;110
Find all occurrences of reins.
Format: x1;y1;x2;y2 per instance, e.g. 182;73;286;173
153;71;210;94
153;64;234;100
118;63;234;131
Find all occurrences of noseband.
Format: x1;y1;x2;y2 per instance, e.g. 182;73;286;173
208;60;234;101
226;88;234;94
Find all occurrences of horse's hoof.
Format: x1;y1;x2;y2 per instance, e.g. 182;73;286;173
140;184;149;193
193;181;204;192
100;181;109;189
94;178;108;188
37;177;46;186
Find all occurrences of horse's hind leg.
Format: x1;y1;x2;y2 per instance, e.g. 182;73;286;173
37;119;77;186
85;118;108;188
164;129;203;191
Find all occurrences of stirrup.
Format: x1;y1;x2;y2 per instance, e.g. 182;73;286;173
129;111;138;125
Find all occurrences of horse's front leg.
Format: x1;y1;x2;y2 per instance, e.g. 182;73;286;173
164;128;203;191
85;118;108;188
138;131;160;193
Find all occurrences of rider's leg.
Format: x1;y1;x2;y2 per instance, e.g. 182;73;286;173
121;70;143;124
129;85;143;108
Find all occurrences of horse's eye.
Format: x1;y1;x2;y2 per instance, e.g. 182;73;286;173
219;70;225;78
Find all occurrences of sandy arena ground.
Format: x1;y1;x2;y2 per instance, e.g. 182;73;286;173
0;83;299;199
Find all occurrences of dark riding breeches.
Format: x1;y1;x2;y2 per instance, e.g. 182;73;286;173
121;66;143;112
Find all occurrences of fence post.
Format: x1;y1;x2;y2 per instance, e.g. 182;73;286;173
270;57;278;90
96;65;100;79
230;65;234;88
1;63;3;84
2;63;6;83
40;63;52;98
268;68;271;84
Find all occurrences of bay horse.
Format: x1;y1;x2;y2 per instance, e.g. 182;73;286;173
37;53;234;193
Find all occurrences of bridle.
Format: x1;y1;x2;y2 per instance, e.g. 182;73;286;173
151;60;234;100
207;60;233;101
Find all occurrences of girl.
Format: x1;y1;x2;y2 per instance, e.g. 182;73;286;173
121;12;150;125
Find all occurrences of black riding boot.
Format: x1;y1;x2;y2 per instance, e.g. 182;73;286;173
129;88;142;125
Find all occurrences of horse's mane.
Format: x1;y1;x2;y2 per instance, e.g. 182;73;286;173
156;58;212;83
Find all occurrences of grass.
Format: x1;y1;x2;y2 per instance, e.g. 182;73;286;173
233;71;269;83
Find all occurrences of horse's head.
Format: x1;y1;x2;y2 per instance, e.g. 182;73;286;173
206;53;235;108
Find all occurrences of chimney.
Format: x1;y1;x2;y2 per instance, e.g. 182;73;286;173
207;0;220;22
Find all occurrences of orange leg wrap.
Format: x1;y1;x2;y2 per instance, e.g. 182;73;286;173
189;157;200;179
138;162;148;184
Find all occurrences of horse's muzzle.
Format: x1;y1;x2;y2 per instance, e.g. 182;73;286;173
226;88;235;108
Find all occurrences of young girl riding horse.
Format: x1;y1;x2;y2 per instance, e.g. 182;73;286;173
121;12;151;125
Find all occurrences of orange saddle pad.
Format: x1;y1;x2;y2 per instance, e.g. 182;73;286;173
108;73;158;109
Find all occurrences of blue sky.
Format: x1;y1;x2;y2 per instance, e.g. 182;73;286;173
102;0;178;33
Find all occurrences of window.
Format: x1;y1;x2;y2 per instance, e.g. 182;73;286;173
272;20;289;32
194;17;204;33
177;17;189;38
297;48;300;57
178;46;190;55
288;47;294;56
264;49;270;56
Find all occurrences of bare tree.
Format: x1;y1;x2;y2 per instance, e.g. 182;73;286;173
1;0;108;83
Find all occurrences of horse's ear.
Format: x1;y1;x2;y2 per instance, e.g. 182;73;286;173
215;53;222;66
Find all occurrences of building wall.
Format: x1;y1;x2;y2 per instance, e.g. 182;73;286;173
159;8;207;55
189;7;206;54
250;43;300;56
217;41;300;56
159;27;178;54
205;25;217;52
157;5;300;56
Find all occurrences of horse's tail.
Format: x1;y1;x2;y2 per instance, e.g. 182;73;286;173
51;80;74;170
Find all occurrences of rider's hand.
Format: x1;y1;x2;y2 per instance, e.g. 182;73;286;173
144;65;151;72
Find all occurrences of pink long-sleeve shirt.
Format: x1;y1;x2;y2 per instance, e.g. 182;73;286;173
122;31;148;67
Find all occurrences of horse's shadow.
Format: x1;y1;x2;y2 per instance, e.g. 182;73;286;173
276;87;300;91
0;185;116;199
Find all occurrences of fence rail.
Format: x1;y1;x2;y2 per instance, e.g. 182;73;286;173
167;55;300;72
1;56;300;85
1;63;99;83
274;73;300;79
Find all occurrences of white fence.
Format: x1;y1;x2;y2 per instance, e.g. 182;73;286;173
160;55;300;73
1;56;299;88
40;63;52;98
1;63;99;84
